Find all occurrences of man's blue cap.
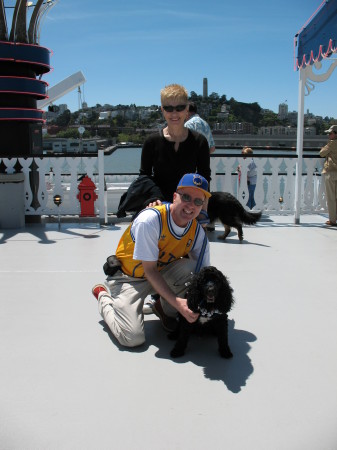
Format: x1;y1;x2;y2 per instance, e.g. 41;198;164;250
177;173;211;198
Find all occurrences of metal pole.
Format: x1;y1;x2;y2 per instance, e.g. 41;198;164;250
294;67;306;224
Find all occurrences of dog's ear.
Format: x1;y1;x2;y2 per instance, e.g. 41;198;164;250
218;273;235;313
186;274;202;312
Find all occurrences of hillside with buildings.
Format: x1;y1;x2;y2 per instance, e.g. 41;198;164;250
43;83;335;150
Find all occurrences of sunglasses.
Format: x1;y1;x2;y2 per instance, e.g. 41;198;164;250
162;104;187;112
176;191;204;207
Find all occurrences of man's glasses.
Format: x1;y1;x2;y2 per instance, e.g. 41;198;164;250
162;104;187;113
176;192;204;207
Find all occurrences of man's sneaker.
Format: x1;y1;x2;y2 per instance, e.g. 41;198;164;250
92;284;108;300
152;299;177;332
143;297;156;314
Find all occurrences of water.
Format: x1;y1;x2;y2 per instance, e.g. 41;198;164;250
104;147;141;174
103;146;319;174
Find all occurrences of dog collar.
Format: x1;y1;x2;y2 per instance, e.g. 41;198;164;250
198;307;222;317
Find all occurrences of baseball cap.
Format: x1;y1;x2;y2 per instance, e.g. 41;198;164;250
324;125;337;133
176;173;211;198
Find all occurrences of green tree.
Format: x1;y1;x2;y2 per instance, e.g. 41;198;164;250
55;109;71;127
228;99;262;126
260;112;281;127
189;91;202;102
56;128;80;138
209;92;220;102
115;114;126;127
69;111;79;125
86;111;99;124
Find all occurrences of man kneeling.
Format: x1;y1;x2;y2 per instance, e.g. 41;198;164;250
92;173;211;347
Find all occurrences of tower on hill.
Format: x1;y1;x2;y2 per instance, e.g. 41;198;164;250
203;78;208;99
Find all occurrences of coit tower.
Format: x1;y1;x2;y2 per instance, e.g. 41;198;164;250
203;78;208;98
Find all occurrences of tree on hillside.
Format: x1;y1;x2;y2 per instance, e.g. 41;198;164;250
228;98;262;126
69;111;79;125
86;111;99;124
189;91;202;102
56;128;81;139
209;92;220;102
55;109;71;127
117;133;144;144
260;112;281;127
115;114;126;127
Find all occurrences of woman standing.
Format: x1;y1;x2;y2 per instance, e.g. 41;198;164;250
237;147;257;209
243;147;257;210
140;84;211;203
140;84;211;314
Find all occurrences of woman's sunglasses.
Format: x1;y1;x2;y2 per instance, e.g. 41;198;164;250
162;104;187;112
176;192;204;207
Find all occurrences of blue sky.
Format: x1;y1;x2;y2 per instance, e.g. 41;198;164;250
18;0;336;117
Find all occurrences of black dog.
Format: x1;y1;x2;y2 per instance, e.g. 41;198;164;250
169;266;234;358
207;192;262;242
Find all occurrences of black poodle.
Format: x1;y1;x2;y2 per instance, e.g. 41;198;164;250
169;266;235;358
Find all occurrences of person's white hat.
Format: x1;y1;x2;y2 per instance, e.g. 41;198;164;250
324;125;337;133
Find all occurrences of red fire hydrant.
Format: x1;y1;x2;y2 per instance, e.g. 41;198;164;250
77;175;98;217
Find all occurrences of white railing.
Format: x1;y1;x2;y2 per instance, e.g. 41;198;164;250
210;155;327;213
0;150;327;219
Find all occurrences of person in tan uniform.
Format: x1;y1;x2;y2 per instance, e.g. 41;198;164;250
320;125;337;226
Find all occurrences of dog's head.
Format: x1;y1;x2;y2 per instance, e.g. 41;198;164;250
201;274;222;305
186;266;234;314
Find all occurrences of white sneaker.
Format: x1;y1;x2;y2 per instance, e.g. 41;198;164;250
143;296;157;314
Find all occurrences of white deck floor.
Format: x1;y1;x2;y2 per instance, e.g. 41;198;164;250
1;214;337;450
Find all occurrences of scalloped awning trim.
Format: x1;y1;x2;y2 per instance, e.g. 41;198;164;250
294;0;337;70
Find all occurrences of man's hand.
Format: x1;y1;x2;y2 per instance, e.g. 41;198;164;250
146;199;162;208
142;261;199;323
176;297;199;323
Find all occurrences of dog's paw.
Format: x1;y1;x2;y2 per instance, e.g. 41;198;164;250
219;347;233;359
170;346;185;358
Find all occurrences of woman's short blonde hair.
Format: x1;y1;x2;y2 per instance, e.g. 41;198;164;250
242;146;253;155
160;84;188;105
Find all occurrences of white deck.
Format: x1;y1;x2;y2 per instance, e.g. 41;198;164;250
1;214;337;450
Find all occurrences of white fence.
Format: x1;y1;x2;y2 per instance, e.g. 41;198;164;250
0;150;327;219
210;155;327;213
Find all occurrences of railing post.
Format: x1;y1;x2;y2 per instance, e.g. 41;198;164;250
313;169;318;209
98;149;106;224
